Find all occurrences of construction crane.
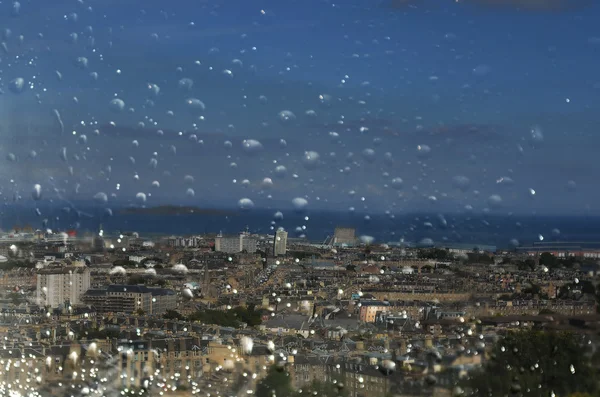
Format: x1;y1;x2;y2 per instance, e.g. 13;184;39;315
319;235;332;248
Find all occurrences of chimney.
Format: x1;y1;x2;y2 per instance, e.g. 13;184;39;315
425;335;433;348
400;338;407;355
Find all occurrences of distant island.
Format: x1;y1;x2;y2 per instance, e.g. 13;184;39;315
119;205;236;216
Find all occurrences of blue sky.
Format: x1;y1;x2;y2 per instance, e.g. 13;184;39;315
0;0;599;216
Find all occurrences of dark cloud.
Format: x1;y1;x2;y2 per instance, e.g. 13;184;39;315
462;0;593;11
387;0;592;11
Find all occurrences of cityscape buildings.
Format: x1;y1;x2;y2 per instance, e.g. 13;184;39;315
1;225;599;397
36;262;91;308
333;227;356;247
273;229;288;256
83;284;177;314
215;231;259;253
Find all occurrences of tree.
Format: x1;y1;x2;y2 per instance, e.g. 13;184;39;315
421;265;433;273
517;259;536;271
467;252;494;264
80;328;120;339
186;306;262;327
539;252;558;269
463;330;597;397
8;292;25;305
135;308;145;316
298;379;348;397
417;248;452;261
113;259;137;267
522;282;541;296
255;365;293;397
164;310;185;320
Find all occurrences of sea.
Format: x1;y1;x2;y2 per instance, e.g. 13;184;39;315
4;204;600;249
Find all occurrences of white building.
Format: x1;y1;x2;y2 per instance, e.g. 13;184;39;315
36;264;91;308
129;255;146;263
273;229;288;256
168;236;201;248
333;227;356;247
83;285;177;314
215;232;258;253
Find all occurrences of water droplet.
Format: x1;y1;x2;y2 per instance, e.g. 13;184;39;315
75;56;88;69
488;194;502;208
391;177;403;190
452;175;470;191
240;336;254;355
292;197;308;211
147;82;160;96
274;165;287;178
186;98;206;111
94;192;108;203
380;359;396;375
32;184;42;200
238;198;255;210
496;176;514;186
178;77;193;90
530;125;544;144
172;264;188;274
302;151;320;169
417;144;431;157
242;139;263;154
9;77;25;94
362;148;376;163
261;178;273;188
425;374;438;386
182;288;193;299
12;1;21;16
109;98;125;112
473;64;491;76
278;110;296;123
360;235;375;244
109;266;126;275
